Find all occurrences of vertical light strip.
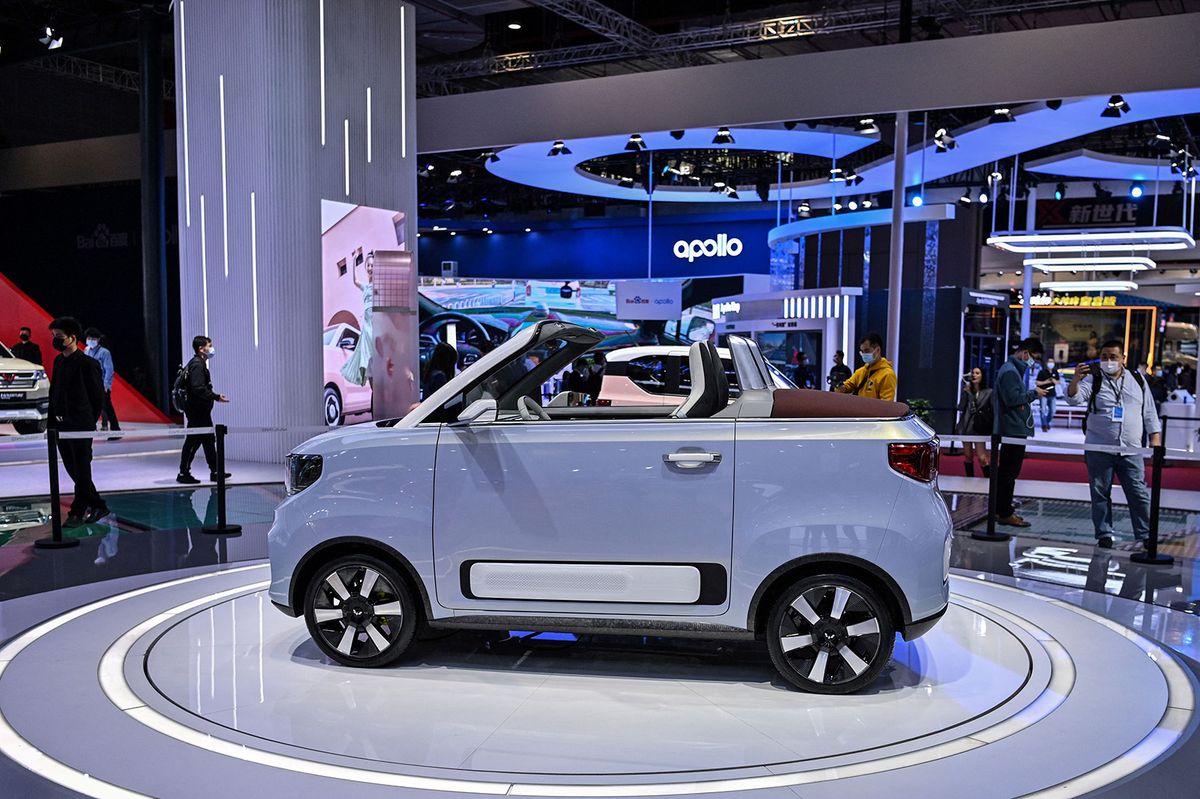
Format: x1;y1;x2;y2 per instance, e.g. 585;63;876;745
250;191;259;347
219;73;229;277
200;194;209;336
842;296;850;357
343;119;350;196
366;87;372;163
319;0;326;146
179;0;191;226
399;4;407;158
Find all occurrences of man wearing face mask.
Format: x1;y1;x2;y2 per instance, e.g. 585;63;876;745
1035;357;1062;433
836;332;897;401
178;335;230;485
46;317;108;527
11;326;42;365
84;327;120;434
992;337;1051;527
1067;341;1161;549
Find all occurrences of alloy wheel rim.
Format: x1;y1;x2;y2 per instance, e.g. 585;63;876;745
324;393;341;425
312;564;404;659
778;584;882;685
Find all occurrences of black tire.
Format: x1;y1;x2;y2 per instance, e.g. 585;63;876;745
13;420;47;435
323;385;344;427
766;574;895;694
304;554;418;667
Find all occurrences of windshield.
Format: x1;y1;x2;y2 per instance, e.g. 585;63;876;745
0;342;11;359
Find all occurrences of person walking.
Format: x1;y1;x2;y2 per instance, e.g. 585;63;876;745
1035;357;1062;433
955;367;992;478
84;328;121;433
836;333;897;401
826;350;852;391
177;335;230;485
1066;340;1161;549
47;317;108;527
992;338;1051;527
11;326;43;365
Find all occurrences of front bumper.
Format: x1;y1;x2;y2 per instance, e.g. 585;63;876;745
0;402;48;421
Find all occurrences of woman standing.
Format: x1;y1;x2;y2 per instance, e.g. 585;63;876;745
955;367;992;478
341;254;375;390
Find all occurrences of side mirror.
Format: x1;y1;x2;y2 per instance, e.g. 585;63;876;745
453;398;497;426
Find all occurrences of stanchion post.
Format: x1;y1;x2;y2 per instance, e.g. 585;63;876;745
203;424;242;536
35;429;80;550
1132;416;1173;565
973;433;1010;542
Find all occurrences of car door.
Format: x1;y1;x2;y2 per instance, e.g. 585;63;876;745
432;418;734;617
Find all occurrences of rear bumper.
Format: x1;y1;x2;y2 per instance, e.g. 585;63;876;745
902;602;948;641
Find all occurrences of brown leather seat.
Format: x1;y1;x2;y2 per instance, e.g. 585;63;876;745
769;389;908;419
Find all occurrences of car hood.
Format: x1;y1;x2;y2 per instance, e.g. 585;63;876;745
0;357;41;371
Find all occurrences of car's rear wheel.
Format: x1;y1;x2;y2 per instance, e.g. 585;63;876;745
13;420;46;435
766;574;895;694
304;554;417;667
323;385;344;427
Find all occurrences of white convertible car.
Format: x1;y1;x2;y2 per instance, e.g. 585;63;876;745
269;320;951;693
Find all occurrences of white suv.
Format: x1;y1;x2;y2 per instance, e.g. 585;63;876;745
269;321;951;693
0;343;49;434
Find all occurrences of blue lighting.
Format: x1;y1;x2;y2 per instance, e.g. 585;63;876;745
1130;182;1145;199
911;194;924;207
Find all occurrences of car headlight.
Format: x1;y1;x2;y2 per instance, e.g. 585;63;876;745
33;370;47;383
285;454;323;495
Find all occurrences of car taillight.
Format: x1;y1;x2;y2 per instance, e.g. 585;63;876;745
888;441;938;482
596;398;612;406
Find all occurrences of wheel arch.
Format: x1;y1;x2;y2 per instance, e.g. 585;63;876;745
747;553;912;637
289;536;433;622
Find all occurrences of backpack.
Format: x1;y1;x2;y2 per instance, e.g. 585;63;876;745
1082;369;1145;435
171;363;190;414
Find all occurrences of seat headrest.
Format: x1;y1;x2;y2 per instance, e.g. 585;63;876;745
704;341;729;408
673;341;723;418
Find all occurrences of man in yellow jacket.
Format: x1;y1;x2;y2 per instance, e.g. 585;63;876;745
836;332;897;401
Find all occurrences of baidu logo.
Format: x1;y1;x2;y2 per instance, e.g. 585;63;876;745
673;233;744;262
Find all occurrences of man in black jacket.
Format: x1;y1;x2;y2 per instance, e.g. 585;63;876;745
47;317;107;527
12;326;43;365
178;335;230;484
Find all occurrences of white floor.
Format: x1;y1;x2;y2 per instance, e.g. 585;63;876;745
0;564;1193;797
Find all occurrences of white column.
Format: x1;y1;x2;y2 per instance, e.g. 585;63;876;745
1021;186;1036;338
886;112;908;369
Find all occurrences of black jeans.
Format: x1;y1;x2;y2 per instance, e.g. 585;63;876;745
180;407;216;475
100;389;120;430
995;441;1027;518
58;436;105;515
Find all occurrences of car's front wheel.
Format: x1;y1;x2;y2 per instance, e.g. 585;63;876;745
766;574;895;693
13;419;47;435
304;554;417;667
323;385;344;427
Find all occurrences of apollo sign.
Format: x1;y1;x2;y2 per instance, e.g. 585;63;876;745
673;233;743;262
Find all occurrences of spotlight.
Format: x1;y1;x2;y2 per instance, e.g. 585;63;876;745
425;163;435;171
712;127;735;145
450;231;457;236
710;180;727;193
547;140;571;156
1046;99;1063;110
989;107;1015;124
958;188;973;205
1093;182;1112;199
828;167;844;182
449;169;463;177
39;26;63;49
669;130;685;140
855;118;879;135
862;197;874;209
988;170;1003;185
1149;133;1173;153
1130;181;1145;199
1054;182;1066;200
1101;94;1130;118
933;128;957;152
624;134;647;152
798;201;811;218
848;199;859;211
833;201;843;211
524;227;531;233
507;22;522;30
618;176;635;187
978;190;989;204
478;150;499;163
783;121;799;130
910;192;924;207
850;173;864;186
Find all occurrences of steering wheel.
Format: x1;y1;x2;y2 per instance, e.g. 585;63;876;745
518;395;551;421
421;312;493;353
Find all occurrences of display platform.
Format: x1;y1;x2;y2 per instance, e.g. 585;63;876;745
0;563;1195;798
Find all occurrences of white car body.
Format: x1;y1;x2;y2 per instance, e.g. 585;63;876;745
598;345;794;406
269;321;951;692
0;343;50;434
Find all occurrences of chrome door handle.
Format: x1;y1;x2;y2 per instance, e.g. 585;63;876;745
663;452;722;468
